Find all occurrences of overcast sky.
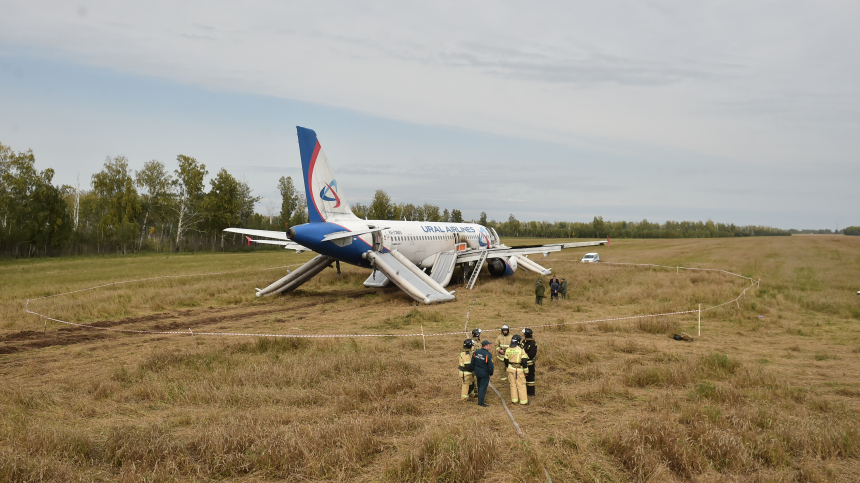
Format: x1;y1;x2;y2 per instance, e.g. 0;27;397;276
1;1;858;229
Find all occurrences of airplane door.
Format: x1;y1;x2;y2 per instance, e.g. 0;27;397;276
371;230;384;252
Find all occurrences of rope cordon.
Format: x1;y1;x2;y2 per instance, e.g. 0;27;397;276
24;259;759;340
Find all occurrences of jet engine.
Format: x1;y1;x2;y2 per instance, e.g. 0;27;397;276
487;256;517;277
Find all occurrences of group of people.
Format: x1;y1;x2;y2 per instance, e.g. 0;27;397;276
458;324;537;407
534;276;567;304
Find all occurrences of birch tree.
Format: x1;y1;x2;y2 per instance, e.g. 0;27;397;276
91;156;140;254
173;155;207;251
278;176;299;229
135;160;173;250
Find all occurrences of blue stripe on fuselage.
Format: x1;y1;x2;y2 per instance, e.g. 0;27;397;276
290;222;384;268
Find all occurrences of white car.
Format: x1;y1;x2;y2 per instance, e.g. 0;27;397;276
581;252;600;263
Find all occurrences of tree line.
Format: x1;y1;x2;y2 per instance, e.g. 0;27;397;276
0;142;309;258
2;140;794;259
357;190;790;238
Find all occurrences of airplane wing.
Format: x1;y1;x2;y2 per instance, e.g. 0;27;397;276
224;228;310;252
224;227;289;240
455;240;607;263
539;240;609;249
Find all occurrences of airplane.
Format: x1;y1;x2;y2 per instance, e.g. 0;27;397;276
225;126;606;304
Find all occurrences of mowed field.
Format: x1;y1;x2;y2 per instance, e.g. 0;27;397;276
2;235;860;482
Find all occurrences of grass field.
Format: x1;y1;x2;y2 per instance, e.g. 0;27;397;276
2;235;860;481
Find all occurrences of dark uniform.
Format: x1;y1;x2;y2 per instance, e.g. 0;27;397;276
521;328;538;397
560;278;568;300
472;342;494;406
535;280;545;305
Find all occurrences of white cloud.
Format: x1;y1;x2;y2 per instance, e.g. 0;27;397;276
3;1;858;165
1;1;858;227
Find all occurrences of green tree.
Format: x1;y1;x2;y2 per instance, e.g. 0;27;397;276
91;156;141;253
421;203;441;222
400;203;418;221
135;160;174;250
844;226;860;236
206;169;242;248
278;176;299;229
0;144;71;256
369;189;393;220
173;155;208;251
451;209;464;223
506;214;520;236
351;201;368;220
592;216;605;238
290;194;308;226
237;177;259;228
479;211;488;225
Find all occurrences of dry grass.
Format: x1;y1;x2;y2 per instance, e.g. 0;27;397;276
2;235;860;481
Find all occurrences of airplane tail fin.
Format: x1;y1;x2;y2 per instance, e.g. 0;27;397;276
296;126;359;223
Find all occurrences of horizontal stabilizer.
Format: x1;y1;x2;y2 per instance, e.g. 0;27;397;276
224;227;289;240
321;226;391;242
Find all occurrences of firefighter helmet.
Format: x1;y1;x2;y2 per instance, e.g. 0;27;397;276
501;324;509;335
471;328;482;338
463;339;475;350
510;334;522;347
521;328;533;338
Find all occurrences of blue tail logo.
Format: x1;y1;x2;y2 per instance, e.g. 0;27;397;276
319;179;341;208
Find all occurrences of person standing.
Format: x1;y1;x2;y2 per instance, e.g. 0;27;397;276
504;334;530;405
521;328;538;397
472;340;494;407
560;277;568;300
458;339;476;400
535;279;545;305
467;329;482;398
494;325;513;382
550;277;560;301
471;328;483;352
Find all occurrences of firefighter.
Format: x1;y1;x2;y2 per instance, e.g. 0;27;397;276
535;278;545;305
504;334;529;405
494;324;513;382
521;328;538;397
471;328;483;352
459;339;476;400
